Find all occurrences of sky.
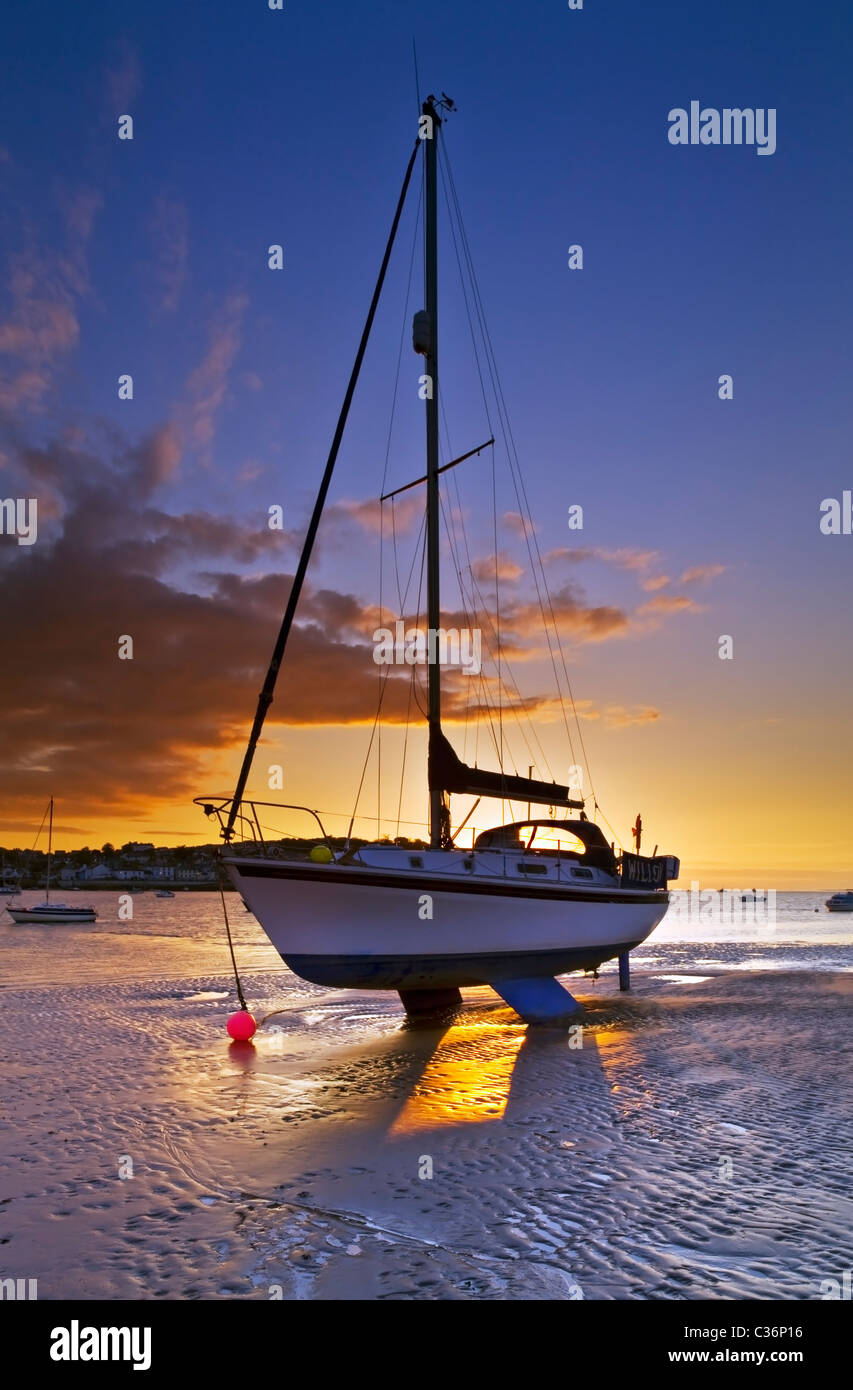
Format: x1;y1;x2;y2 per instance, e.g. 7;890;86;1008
0;0;851;886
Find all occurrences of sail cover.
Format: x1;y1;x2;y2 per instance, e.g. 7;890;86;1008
428;728;584;809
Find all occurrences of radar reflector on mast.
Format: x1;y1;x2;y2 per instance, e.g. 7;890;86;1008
412;310;431;355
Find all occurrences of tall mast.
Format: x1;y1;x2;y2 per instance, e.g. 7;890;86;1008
424;97;442;849
46;797;53;903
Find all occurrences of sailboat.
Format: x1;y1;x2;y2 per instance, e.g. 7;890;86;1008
197;96;678;1023
6;799;98;924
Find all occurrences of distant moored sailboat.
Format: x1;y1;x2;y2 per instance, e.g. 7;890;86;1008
6;798;98;924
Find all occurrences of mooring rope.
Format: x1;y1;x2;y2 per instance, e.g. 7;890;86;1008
216;853;248;1012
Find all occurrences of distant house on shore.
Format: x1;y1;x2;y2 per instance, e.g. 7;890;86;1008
76;863;115;882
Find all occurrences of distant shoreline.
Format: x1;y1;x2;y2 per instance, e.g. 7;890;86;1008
6;881;234;893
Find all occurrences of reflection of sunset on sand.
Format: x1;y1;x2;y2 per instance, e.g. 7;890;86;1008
387;1015;644;1138
389;1016;527;1134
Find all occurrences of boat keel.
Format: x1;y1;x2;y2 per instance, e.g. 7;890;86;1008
490;975;582;1026
398;986;462;1018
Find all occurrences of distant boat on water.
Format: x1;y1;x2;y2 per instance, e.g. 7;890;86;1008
6;799;97;924
826;891;853;913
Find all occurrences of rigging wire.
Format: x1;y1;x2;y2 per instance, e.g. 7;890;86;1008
438;145;573;795
434;245;553;791
444;150;590;782
412;38;422;114
439;136;602;812
461;561;560;781
349;504;428;841
438;148;572;785
216;854;248;1012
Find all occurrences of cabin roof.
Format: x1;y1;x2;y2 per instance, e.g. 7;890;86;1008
473;819;613;852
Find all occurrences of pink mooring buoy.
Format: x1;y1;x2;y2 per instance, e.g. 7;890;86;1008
226;1010;257;1041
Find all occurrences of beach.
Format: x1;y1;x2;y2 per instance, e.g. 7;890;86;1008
0;893;850;1300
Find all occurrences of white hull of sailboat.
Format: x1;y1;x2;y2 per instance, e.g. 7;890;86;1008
226;854;668;990
7;904;97;924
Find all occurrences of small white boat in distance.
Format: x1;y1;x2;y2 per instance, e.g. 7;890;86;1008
8;902;97;924
826;891;853;912
155;889;175;898
6;799;97;925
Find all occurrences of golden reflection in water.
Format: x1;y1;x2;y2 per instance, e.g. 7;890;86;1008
389;1023;526;1135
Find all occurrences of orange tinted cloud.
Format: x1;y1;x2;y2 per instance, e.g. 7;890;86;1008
680;564;726;584
637;593;701;620
470;552;524;583
0;411;708;832
544;546;660;572
502;510;538;539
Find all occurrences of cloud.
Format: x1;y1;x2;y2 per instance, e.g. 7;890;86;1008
0;426;312;821
0;369;50;411
0;263;79;358
148;193;189;313
544;546;660;572
0;415;637;827
105;39;141;114
680;564;726;584
637;593;701;620
601;705;661;728
506;584;628;645
331;495;421;535
502;510;538;540
59;188;102;241
0;409;705;830
181;294;247;451
470;552;524;584
435;691;661;731
0;185;101;411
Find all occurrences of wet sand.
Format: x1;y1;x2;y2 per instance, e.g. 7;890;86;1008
1;902;850;1300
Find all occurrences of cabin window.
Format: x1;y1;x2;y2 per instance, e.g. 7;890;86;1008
517;861;548;875
521;825;586;855
571;866;594;879
409;855;424;868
